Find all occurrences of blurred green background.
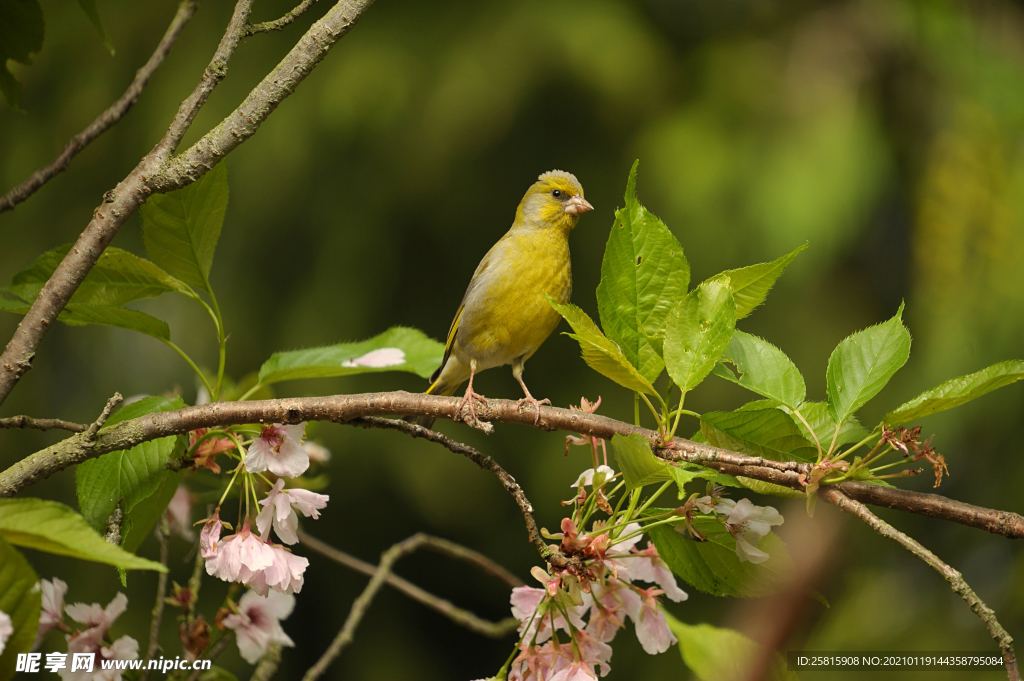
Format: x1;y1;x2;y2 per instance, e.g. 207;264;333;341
2;0;1023;678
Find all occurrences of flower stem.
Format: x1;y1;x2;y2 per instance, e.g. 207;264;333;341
161;339;215;397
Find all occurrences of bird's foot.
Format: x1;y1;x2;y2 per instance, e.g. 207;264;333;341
456;388;491;431
517;395;551;425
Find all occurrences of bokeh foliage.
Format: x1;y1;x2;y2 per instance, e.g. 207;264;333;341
2;0;1023;679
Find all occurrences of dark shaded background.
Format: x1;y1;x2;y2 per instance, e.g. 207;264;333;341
2;0;1023;678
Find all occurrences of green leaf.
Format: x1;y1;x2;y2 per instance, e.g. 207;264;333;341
77;397;186;549
0;536;40;681
736;477;805;499
709;243;807;320
121;469;183;555
610;434;669;488
648;515;791;597
667;614;798;681
5;245;190;307
77;0;114;55
0;298;171;341
664;279;736;393
0;0;44;110
0;499;166;571
712;331;806;409
787;401;868;450
885;360;1024;425
826;303;911;424
701;409;817;463
141;162;229;294
259;326;445;384
549;300;657;395
596;160;690;382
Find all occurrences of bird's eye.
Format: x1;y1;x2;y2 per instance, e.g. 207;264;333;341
552;189;562;198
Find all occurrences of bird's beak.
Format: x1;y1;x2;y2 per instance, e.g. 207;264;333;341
564;196;594;216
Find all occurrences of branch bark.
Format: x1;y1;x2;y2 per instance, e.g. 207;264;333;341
245;0;319;35
139;514;171;681
0;0;197;214
822;487;1020;681
299;530;519;638
0;415;86;432
2;392;1022;542
0;0;377;409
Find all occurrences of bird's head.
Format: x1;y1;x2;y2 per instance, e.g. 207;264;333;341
516;170;594;231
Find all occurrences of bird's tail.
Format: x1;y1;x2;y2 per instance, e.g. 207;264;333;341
403;375;459;429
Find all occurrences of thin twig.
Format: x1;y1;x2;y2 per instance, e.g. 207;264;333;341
348;416;553;562
0;0;198;214
140;514;171;681
246;0;318;35
2;393;1021;543
250;644;282;681
0;415;86;432
82;393;122;443
303;534;434;681
821;487;1020;681
298;529;519;638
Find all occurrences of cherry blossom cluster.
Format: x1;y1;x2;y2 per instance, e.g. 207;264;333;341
691;492;784;564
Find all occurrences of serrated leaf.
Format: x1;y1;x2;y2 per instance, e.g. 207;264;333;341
667;614;798;681
596;160;689;383
549;300;657;395
664;279;736;393
0;499;166;571
5;245;190;307
885;360;1024;425
77;0;114;55
141;162;228;294
709;243;807;319
0;536;40;681
713;331;806;409
259;326;445;384
826;303;911;424
0;0;45;110
0;298;171;340
121;469;183;557
701;409;817;463
77;397;186;535
786;401;868;450
648;515;791;597
610;434;669;488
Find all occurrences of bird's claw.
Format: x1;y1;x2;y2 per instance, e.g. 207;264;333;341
456;390;490;431
517;396;551;425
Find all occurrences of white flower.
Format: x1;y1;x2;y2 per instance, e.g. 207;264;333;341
256;479;329;545
303;441;331;465
223;590;296;664
60;593;137;681
725;498;784;564
244;423;309;478
695;495;735;515
166;485;194;541
243;544;309;596
630;588;677;655
35;578;68;645
572;466;615;489
341;347;405;368
0;610;12;656
627;542;688;602
205;520;275;584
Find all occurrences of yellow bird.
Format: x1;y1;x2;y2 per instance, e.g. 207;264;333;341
420;170;593;425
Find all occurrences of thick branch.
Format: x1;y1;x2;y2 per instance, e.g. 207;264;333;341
0;0;197;214
245;0;318;35
299;530;519;638
822;487;1020;681
0;0;376;409
0;415;85;432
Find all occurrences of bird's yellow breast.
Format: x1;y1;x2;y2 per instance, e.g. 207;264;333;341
454;226;571;370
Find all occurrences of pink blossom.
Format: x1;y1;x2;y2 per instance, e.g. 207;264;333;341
242;543;309;596
303;441;331;465
200;512;223;560
586;580;639;643
167;484;194;541
725;498;783;564
550;663;599;681
0;611;12;656
205;519;275;584
509;642;573;681
244;423;309;478
602;523;642;580
631;587;677;655
256;479;329;545
573;629;612;676
223;590;296;664
35;577;68;644
628;542;688;602
509;583;586;645
61;634;138;681
64;592;128;652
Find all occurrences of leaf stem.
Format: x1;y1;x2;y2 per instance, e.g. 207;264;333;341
636;481;673;517
162;339;215;397
791;407;822;460
237;382;264;402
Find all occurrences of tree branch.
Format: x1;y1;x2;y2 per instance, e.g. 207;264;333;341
298;529;519;638
250;644;282;681
821;487;1020;681
0;415;86;432
1;392;1021;543
245;0;319;36
303;534;454;681
0;0;198;214
0;0;377;409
